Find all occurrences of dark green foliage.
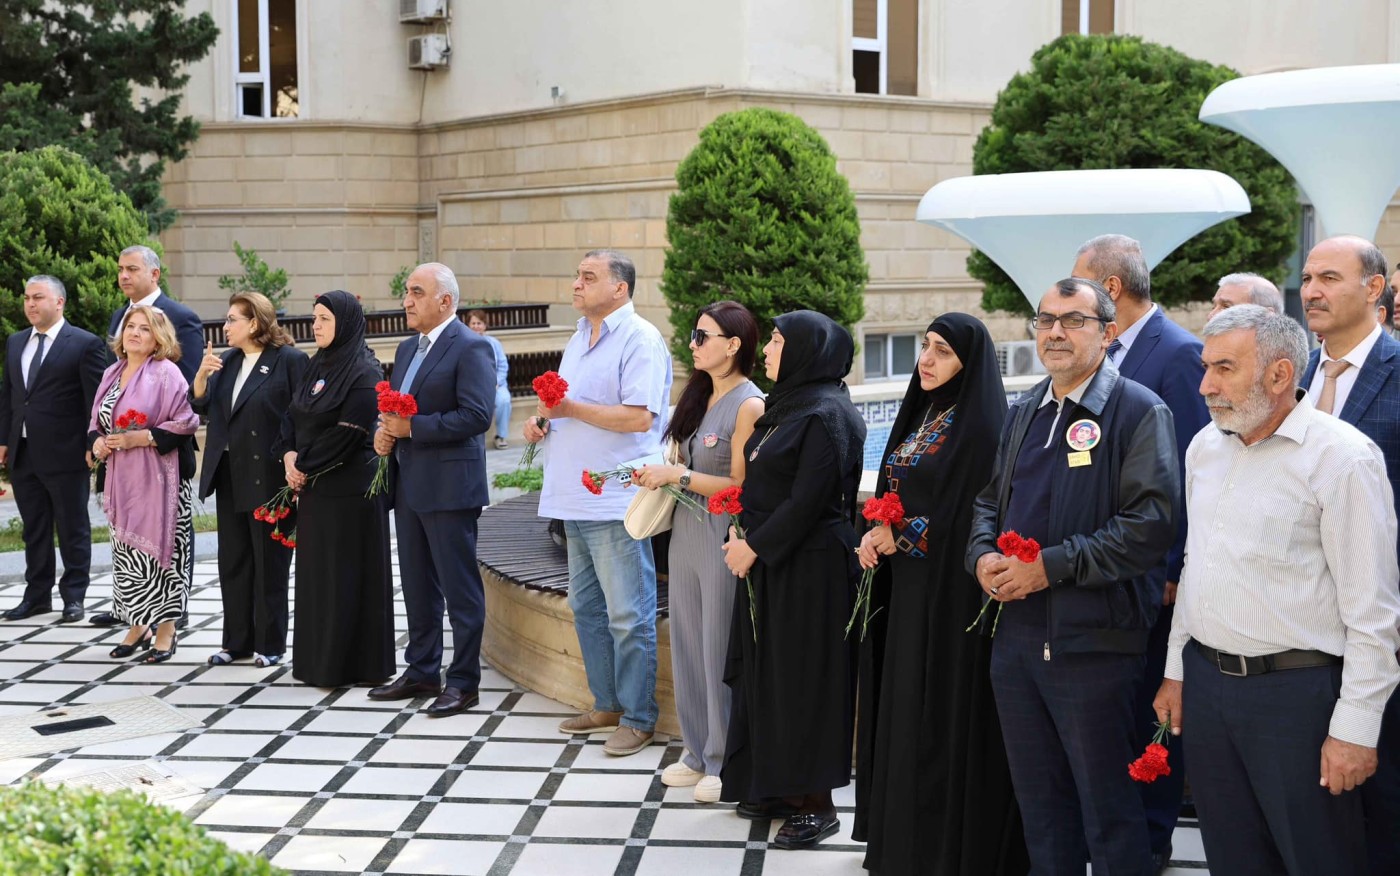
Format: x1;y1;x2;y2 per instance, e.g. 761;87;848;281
219;242;292;308
969;34;1299;314
494;467;543;492
0;782;285;875
0;0;219;233
0;146;152;338
662;108;868;376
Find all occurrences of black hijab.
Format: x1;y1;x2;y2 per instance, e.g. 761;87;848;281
755;310;866;476
294;290;381;414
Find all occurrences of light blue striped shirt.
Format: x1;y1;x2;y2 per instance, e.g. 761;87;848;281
537;301;672;520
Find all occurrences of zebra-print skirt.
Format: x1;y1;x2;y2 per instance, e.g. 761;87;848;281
112;478;194;626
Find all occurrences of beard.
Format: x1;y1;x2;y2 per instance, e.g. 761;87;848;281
1205;381;1273;436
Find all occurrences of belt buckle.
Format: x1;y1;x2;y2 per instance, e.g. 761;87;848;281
1217;651;1248;677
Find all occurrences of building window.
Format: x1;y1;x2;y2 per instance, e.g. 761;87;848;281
852;0;917;96
864;332;919;380
233;0;298;118
1062;0;1114;34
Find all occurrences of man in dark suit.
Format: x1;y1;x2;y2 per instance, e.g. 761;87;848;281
370;263;496;717
1072;234;1210;872
90;244;206;628
1297;235;1400;876
0;275;106;622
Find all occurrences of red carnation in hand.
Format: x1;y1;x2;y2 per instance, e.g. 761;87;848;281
1129;722;1173;783
376;381;391;393
708;486;743;517
532;371;569;409
134;412;148;427
862;492;905;527
582;469;605;495
996;530;1042;564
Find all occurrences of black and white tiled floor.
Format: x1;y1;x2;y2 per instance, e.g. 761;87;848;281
0;557;1210;875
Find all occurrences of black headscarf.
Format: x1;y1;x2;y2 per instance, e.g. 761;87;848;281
755;310;866;476
294;290;382;415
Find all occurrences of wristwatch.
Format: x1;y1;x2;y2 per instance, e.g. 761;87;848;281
678;469;692;489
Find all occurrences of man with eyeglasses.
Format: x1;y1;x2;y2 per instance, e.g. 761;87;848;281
967;277;1180;876
528;249;672;757
1072;234;1209;872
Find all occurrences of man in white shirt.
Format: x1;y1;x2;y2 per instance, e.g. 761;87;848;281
1154;304;1400;876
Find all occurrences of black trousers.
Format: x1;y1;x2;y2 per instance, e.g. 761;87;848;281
11;441;91;606
215;461;291;655
1363;686;1400;875
1183;640;1368;875
395;500;484;693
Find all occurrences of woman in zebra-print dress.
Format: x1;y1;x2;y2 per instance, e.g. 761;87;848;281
89;305;200;663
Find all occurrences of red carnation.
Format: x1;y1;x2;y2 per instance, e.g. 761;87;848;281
708;486;744;517
996;530;1042;564
861;492;905;527
134;412;148;427
849;492;904;640
1129;724;1173;783
582;469;605;495
532;371;569;409
375;381;391;393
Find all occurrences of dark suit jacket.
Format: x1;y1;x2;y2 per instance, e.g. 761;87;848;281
109;292;206;387
1114;307;1209;583
0;322;106;475
191;343;310;511
1302;331;1400;557
389;319;496;511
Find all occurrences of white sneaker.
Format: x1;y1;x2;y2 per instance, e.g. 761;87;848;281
693;775;722;803
661;761;704;787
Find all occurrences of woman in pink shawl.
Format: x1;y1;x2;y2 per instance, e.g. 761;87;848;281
88;305;200;664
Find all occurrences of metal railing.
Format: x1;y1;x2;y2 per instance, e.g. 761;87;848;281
202;302;550;348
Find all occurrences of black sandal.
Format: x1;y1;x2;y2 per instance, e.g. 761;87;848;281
773;812;839;850
109;628;152;659
144;633;178;664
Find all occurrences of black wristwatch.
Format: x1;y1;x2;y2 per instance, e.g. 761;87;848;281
678;469;692;489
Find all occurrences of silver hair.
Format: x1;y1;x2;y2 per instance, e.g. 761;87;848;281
584;249;637;299
1076;234;1151;302
1216;272;1284;314
120;245;162;271
418;262;460;309
1202;304;1308;380
25;274;66;301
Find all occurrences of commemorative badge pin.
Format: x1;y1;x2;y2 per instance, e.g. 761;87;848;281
1065;419;1101;452
702;432;719;448
311;378;326;396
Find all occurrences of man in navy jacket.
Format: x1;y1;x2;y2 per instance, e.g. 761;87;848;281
1072;234;1210;870
370;263;496;717
968;277;1179;876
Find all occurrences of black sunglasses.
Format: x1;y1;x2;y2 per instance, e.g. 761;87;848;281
690;328;731;345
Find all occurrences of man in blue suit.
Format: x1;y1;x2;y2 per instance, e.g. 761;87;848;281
370;263;496;717
1298;235;1400;876
1073;234;1210;872
89;244;207;629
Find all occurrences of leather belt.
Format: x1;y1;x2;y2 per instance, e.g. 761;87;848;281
1192;639;1341;678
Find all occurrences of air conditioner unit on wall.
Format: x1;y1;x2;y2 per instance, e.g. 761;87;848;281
400;0;448;24
408;34;450;70
996;341;1046;378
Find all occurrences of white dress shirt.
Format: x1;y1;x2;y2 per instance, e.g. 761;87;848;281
1166;394;1400;746
1307;322;1383;416
20;318;65;438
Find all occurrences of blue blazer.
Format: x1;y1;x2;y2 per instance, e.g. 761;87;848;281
1302;331;1400;557
389;319;496;511
109;292;206;387
1114;307;1210;583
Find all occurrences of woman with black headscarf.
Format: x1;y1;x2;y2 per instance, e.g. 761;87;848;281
719;310;866;851
279;291;394;688
852;313;1026;876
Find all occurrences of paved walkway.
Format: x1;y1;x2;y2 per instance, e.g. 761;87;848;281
0;444;1211;874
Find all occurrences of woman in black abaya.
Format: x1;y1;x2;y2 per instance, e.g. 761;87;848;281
719;310;865;851
280;291;394;688
852;313;1027;875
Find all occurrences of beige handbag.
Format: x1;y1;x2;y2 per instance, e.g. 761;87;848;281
624;439;682;539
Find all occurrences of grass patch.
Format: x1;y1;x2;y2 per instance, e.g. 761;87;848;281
0;514;219;554
493;467;543;492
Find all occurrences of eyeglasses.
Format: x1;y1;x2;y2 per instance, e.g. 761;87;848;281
1029;312;1112;331
223;315;250;324
690;328;731;345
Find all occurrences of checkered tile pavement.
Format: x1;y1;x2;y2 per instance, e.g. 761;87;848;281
0;556;1209;875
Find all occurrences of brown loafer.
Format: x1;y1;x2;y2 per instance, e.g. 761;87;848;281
603;725;654;756
557;709;624;735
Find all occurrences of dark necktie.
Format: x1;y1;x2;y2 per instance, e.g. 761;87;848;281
1106;338;1123;363
27;333;47;393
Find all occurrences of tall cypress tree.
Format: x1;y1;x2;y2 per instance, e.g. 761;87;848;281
0;1;218;233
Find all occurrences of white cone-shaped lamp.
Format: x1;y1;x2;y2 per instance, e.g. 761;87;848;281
916;169;1251;308
1200;64;1400;239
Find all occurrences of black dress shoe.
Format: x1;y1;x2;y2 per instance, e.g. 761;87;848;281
60;603;85;623
1152;842;1173;875
425;687;479;718
736;799;802;821
773;812;840;850
367;674;441;701
89;611;121;627
3;601;52;621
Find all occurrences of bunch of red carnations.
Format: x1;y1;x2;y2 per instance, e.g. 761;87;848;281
1129;720;1173;783
90;408;150;474
367;381;418;497
520;371;569;468
846;492;905;640
965;530;1041;636
707;486;756;641
254;486;298;549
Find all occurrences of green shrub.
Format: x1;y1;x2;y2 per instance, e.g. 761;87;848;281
969;34;1299;314
389;265;413;299
0;782;284;875
0;145;149;338
493;467;543;492
662;108;867;381
218;242;291;309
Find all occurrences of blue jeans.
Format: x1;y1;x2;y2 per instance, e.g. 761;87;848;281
563;519;658;731
493;387;512;438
